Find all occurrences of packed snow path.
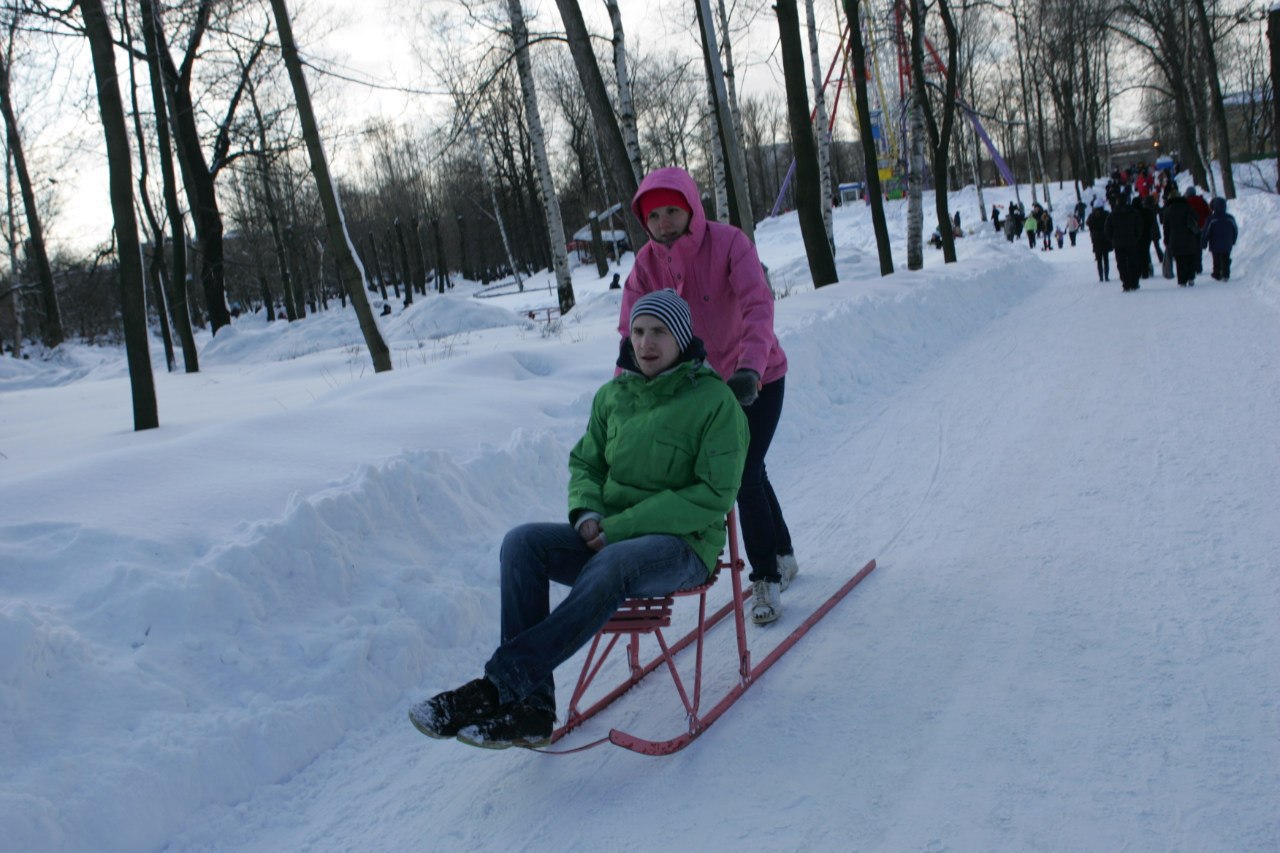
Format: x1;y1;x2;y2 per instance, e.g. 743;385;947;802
163;251;1279;852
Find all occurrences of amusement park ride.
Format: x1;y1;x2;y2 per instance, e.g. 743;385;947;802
774;0;1016;210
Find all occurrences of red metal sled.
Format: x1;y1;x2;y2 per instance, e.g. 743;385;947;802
541;511;877;756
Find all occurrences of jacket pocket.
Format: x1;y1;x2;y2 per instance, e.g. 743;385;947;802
652;429;697;478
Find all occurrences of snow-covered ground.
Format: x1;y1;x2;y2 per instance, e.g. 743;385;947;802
2;167;1278;852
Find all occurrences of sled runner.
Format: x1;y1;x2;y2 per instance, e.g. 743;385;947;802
539;511;877;756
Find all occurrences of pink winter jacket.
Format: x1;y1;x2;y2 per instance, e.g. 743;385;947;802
619;167;787;385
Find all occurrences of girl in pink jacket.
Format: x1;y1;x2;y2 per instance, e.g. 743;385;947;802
619;166;797;625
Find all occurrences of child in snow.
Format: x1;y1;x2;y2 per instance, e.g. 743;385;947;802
1065;214;1080;247
409;289;748;749
1202;197;1238;281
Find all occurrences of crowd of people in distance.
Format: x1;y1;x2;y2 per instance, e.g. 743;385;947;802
993;160;1238;293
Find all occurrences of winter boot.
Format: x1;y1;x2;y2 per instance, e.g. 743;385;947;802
751;579;782;625
455;702;556;749
408;677;500;739
778;553;800;592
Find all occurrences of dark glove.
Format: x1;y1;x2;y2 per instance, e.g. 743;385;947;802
726;369;760;407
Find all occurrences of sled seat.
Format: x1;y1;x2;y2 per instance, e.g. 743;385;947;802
555;510;750;746
598;573;720;634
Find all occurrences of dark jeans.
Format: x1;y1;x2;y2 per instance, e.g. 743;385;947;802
1173;253;1198;285
485;523;707;711
739;377;794;582
1211;252;1232;280
1094;251;1110;281
1114;248;1143;289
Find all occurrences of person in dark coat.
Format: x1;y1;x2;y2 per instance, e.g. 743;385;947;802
1161;187;1201;286
1038;207;1054;251
1105;198;1147;291
1134;196;1158;278
1143;195;1165;270
1086;203;1112;281
1202;197;1238;281
1184;187;1212;274
992;205;1002;232
1005;204;1024;242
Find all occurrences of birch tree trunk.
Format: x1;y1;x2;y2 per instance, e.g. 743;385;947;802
604;1;643;180
269;0;391;372
706;84;729;221
0;52;62;348
907;92;926;271
696;0;753;239
803;0;833;250
1011;3;1038;206
506;0;575;314
470;127;523;291
80;0;158;430
905;0;926;270
715;0;751;207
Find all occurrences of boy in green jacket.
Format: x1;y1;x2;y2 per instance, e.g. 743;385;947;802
410;289;748;748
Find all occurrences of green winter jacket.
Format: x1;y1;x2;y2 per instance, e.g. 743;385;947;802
568;344;748;573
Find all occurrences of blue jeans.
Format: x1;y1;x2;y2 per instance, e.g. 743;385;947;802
740;377;794;583
484;523;708;711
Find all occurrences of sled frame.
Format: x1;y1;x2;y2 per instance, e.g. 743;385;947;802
545;510;877;756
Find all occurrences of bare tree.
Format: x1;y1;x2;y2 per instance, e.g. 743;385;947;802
0;17;61;348
80;0;158;430
844;0;892;274
243;70;300;321
1111;0;1211;189
149;0;240;332
138;0;198;371
695;0;753;238
1190;0;1235;198
775;0;836;285
1272;5;1280;192
910;0;959;262
505;0;574;314
550;0;640;212
268;0;391;371
905;0;926;271
803;0;833;250
121;4;175;372
603;0;643;180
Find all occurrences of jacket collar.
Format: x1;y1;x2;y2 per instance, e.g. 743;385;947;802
616;336;709;382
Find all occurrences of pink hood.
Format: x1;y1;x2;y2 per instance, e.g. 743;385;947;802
621;167;787;385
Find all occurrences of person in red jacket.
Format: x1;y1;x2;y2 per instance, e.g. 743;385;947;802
619;166;797;625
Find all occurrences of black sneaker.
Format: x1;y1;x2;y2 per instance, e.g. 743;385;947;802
456;703;556;750
408;678;500;739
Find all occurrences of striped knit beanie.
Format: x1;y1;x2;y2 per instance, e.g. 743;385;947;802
629;289;694;352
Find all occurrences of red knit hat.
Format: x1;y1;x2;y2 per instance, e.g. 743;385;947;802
638;188;691;220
